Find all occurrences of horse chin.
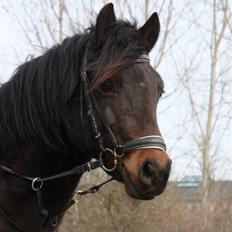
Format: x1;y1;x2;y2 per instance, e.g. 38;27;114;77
120;165;157;200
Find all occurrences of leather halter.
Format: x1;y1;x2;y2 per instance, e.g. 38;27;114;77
0;53;166;232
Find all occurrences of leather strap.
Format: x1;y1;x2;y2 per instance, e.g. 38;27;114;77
122;135;166;153
0;160;102;184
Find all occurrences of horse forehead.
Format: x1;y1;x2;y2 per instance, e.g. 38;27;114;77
122;63;159;85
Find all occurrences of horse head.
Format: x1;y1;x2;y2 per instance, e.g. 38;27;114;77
67;3;172;200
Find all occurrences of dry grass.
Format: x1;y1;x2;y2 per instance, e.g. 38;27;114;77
59;179;232;232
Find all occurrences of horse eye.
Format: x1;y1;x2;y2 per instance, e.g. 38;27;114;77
100;79;115;94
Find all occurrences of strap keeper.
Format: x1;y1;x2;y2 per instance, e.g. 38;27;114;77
40;209;48;218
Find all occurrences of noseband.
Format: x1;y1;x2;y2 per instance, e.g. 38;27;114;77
80;53;167;172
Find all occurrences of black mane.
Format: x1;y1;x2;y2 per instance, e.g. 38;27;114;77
0;20;144;156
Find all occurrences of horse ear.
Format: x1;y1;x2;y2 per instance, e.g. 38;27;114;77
138;12;160;52
94;3;116;49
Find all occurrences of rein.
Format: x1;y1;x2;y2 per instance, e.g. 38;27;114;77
0;54;167;232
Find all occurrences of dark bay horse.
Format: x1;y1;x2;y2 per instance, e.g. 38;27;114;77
0;3;171;232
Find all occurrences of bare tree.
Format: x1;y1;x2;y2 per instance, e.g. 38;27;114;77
176;0;232;203
1;0;87;56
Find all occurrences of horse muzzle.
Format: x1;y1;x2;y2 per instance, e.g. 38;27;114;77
100;135;172;200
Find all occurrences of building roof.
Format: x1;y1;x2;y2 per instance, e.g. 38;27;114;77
170;176;232;201
177;175;202;188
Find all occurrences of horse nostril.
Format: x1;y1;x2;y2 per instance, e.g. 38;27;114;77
140;160;157;186
144;162;156;177
139;159;171;187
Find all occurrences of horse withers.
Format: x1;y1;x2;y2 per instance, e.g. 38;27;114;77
0;3;171;231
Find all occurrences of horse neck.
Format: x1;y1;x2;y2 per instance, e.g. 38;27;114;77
0;145;89;231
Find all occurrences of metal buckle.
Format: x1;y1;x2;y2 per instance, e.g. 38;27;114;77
114;145;124;158
31;177;43;191
50;216;58;227
100;148;117;172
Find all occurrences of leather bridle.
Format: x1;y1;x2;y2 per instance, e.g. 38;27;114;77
0;52;166;232
80;52;166;172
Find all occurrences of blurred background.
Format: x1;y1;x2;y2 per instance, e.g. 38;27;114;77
0;0;231;231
